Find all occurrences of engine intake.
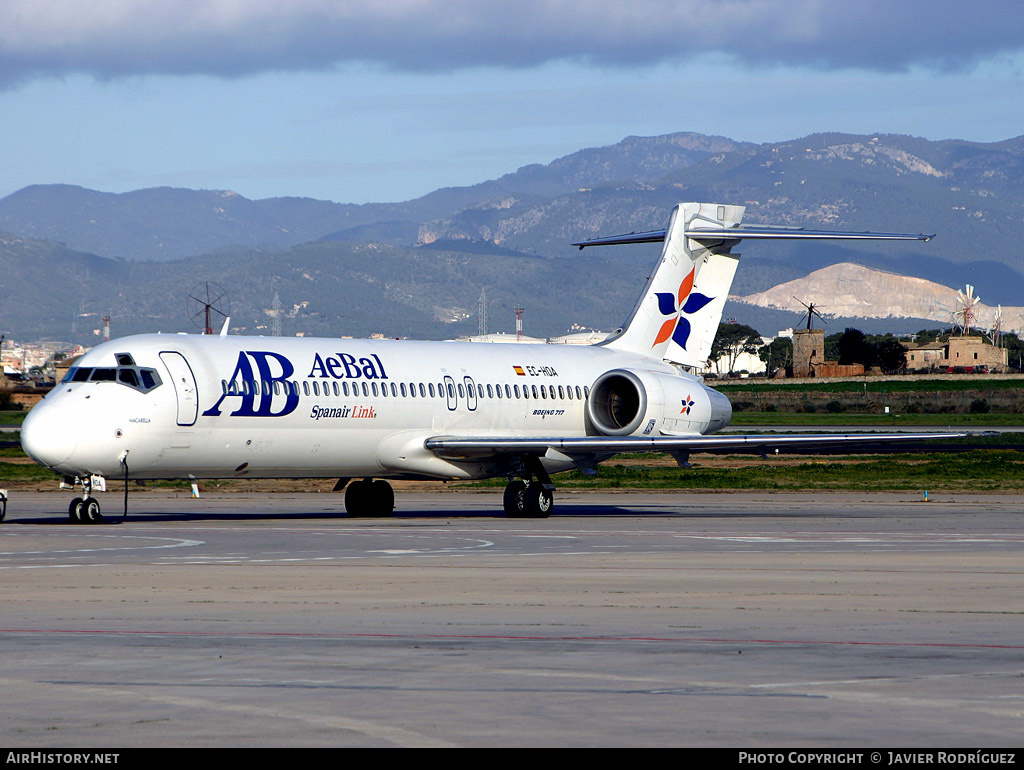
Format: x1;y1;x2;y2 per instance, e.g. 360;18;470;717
587;369;648;436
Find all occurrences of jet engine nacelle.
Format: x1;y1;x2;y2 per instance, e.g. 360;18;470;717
586;368;731;437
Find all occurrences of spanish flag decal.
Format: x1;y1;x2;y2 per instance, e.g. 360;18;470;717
513;365;526;376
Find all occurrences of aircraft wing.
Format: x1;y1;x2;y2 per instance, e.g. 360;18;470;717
424;432;967;462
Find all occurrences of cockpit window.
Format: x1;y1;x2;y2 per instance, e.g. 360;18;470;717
118;368;140;387
90;368;117;381
62;365;162;393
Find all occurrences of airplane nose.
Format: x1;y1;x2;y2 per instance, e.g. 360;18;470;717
21;403;78;469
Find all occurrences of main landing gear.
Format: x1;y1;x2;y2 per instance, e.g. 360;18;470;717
67;476;104;524
503;457;555;519
344;478;395;517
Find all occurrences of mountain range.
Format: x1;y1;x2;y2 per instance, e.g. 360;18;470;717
1;130;1023;343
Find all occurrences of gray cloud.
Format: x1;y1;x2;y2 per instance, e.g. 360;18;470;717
1;0;1021;87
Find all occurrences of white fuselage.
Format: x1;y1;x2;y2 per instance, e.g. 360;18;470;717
21;333;730;483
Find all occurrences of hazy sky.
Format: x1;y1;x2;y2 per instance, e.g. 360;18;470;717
2;0;1022;203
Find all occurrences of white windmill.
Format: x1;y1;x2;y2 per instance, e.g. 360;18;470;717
991;304;1003;347
954;284;980;336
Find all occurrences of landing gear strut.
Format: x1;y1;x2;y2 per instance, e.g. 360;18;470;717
503;456;554;519
344;478;394;517
67;476;104;524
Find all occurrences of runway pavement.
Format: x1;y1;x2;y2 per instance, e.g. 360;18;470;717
0;490;1021;747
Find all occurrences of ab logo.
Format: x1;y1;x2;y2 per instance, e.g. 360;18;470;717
202;351;299;417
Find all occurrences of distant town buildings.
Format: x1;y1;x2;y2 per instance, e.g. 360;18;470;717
455;332;547;345
1;340;87;384
456;328;610;345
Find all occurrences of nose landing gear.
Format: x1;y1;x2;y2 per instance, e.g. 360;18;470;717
67;476;105;524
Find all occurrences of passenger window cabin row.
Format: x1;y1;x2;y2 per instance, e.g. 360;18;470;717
219;378;590;402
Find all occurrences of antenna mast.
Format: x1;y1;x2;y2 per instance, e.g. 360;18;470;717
271;291;283;337
477;289;489;336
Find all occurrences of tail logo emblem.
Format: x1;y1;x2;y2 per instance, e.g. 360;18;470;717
653;268;714;349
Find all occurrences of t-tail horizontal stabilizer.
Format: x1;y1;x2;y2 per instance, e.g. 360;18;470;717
572;226;934;249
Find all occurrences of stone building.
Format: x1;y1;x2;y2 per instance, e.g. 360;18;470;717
904;336;1008;372
792;329;824;377
791;328;867;378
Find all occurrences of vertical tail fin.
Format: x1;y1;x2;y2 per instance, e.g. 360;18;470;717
599;202;744;370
